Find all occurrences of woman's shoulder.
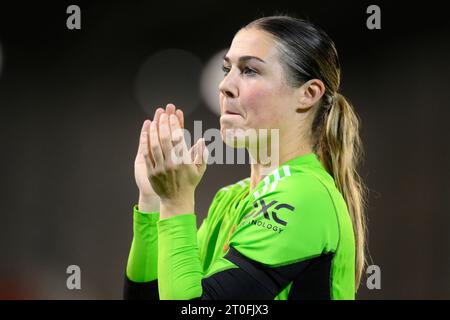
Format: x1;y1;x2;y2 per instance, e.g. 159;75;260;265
250;164;332;205
214;177;251;197
229;171;340;266
207;177;251;216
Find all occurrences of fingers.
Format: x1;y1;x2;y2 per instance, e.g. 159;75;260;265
137;120;153;161
169;114;184;145
166;103;176;115
138;120;156;168
190;138;208;165
166;103;184;129
147;103;188;170
140;119;151;134
176;109;184;129
194;138;208;166
149;120;165;171
188;138;208;177
169;114;190;164
153;107;165;127
137;120;151;158
196;138;208;176
158;113;174;165
148;107;167;170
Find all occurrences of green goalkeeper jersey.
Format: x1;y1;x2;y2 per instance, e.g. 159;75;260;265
125;153;356;300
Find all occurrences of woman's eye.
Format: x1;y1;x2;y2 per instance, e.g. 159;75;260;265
222;66;230;75
242;67;257;75
221;66;257;77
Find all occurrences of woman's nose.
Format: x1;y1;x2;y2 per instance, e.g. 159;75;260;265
219;74;238;98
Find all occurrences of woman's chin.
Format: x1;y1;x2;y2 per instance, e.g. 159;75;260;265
220;126;247;148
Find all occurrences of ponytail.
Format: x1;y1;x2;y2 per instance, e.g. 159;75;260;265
246;14;367;291
314;93;367;290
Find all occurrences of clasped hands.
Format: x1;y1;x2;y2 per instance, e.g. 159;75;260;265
136;103;208;219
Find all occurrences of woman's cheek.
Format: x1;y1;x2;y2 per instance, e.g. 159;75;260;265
242;87;277;128
249;103;281;128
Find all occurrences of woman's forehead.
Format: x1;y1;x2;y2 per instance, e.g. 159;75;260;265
226;29;278;62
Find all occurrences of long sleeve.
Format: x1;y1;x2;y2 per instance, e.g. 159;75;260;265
124;204;213;300
151;160;347;300
154;212;314;300
134;187;227;300
157;213;203;300
124;205;160;299
124;164;344;300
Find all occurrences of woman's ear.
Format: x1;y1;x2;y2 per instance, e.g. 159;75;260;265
296;79;325;113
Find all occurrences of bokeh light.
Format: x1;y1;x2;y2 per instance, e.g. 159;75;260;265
135;49;203;116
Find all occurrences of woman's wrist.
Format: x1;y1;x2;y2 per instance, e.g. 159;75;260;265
159;197;195;219
138;193;160;213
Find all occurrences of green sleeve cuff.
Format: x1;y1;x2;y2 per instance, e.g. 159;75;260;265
133;204;160;224
126;205;159;283
157;214;203;300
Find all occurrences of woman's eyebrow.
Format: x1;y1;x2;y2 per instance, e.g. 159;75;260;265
223;55;266;64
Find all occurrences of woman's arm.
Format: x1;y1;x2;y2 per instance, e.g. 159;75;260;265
155;173;338;300
124;203;213;300
124;105;184;299
139;105;207;299
156;212;313;300
124;115;162;299
127;195;160;284
124;204;160;299
125;110;163;280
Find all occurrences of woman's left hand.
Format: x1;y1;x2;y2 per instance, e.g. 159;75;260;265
143;105;208;219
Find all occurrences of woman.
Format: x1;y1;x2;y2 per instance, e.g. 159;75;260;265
124;15;366;300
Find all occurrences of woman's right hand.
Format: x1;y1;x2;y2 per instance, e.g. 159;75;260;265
134;104;185;212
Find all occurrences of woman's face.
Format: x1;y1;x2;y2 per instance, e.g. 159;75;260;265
219;28;299;147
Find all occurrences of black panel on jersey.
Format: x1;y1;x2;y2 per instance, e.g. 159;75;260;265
123;275;159;300
123;246;334;300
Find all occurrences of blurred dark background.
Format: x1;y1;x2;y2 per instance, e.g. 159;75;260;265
0;0;449;299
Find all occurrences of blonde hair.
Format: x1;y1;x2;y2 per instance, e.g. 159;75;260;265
314;93;367;289
247;14;368;290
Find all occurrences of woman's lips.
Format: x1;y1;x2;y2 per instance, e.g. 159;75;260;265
224;111;241;116
221;111;243;124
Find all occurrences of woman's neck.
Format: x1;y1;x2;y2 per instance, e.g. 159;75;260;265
249;144;313;191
